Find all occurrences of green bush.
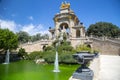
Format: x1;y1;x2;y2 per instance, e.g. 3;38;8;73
42;51;76;64
41;40;77;64
28;51;43;60
58;45;73;52
76;44;92;52
18;48;28;59
27;40;77;64
44;46;54;51
42;51;55;63
42;45;76;63
59;52;76;64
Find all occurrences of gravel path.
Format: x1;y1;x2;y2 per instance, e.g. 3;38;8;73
99;55;120;80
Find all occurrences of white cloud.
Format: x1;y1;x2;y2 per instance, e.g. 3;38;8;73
22;23;49;35
0;19;17;32
0;19;49;35
28;16;34;20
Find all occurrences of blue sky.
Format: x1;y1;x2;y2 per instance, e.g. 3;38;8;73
0;0;120;35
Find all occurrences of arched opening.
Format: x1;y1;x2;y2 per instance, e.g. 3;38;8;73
87;44;91;48
52;32;55;39
59;23;70;38
76;30;80;38
59;23;70;32
42;45;46;51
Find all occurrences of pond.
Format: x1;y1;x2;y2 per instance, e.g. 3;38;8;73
0;60;78;80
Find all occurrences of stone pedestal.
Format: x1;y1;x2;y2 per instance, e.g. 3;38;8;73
69;76;81;80
71;68;93;80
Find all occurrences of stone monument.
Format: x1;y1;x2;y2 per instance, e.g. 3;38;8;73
49;2;87;48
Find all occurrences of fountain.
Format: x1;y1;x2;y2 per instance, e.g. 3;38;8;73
3;49;10;64
53;29;63;72
53;51;60;72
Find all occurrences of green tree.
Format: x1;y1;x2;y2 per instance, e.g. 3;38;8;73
41;33;49;39
17;31;30;43
31;33;42;42
18;48;27;59
87;22;120;38
0;29;18;51
30;33;49;42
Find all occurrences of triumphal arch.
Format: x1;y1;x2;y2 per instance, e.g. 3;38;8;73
49;2;87;48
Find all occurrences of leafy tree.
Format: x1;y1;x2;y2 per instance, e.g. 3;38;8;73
0;29;18;51
30;33;49;42
41;33;49;39
87;22;120;38
17;31;49;43
18;48;27;59
17;31;30;43
31;33;42;42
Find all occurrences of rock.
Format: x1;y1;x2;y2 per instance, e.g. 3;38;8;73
35;59;45;64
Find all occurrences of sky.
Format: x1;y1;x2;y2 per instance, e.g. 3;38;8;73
0;0;120;35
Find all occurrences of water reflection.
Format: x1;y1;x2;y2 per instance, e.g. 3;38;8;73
4;64;9;77
5;65;9;75
54;73;59;80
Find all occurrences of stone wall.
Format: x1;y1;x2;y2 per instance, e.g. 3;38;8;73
20;37;120;55
19;40;52;53
70;37;87;48
91;38;120;55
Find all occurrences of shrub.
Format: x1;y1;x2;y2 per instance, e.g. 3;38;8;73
59;52;77;64
42;51;55;63
76;44;92;52
42;46;77;64
18;48;28;59
58;45;73;52
28;51;43;60
44;46;54;51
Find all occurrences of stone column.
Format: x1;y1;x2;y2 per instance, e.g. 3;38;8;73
63;25;65;33
49;32;52;40
55;22;60;37
80;28;83;37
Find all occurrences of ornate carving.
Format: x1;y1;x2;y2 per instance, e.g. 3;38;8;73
55;18;58;22
68;15;72;19
61;2;70;9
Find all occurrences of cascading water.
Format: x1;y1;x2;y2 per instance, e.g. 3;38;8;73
53;51;60;72
53;29;63;73
4;49;10;64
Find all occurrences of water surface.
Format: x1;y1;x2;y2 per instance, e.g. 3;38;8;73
0;60;78;80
